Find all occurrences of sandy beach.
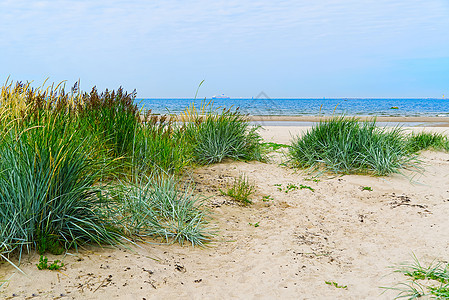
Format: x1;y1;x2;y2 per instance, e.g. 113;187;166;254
1;121;449;299
4;0;449;297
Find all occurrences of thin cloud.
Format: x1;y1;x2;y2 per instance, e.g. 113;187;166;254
0;0;448;97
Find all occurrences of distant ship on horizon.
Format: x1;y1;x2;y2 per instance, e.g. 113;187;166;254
212;94;230;99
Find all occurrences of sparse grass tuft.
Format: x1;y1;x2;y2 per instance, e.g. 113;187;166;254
275;183;314;193
108;175;213;246
221;174;255;205
325;281;348;289
383;255;449;299
304;177;320;183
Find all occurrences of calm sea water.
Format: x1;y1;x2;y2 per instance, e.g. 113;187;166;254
137;98;449;117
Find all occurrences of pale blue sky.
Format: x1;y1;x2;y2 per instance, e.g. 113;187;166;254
1;0;448;98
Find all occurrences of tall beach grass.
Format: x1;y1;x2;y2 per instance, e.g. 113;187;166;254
132;113;190;175
78;86;140;159
0;111;119;261
288;117;419;176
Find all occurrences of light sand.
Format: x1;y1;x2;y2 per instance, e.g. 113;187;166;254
1;126;449;299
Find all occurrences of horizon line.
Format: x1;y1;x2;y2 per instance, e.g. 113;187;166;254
136;96;446;100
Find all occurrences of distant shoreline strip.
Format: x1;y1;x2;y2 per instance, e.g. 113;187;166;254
143;114;449;127
248;115;449;127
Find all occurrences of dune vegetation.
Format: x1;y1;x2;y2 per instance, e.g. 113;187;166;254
0;80;262;265
1;80;448;278
288;117;449;176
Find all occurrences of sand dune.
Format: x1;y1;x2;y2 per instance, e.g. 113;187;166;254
1;126;449;299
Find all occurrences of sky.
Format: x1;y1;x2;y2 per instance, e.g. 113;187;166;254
1;0;448;98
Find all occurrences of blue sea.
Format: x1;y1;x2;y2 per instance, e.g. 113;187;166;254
136;98;448;117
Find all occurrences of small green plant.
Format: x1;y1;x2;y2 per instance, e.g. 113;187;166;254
249;222;260;227
304;177;320;183
299;184;315;192
261;142;290;151
275;183;314;193
285;183;299;193
382;255;449;299
37;255;64;270
262;195;273;202
221;174;255;205
274;183;283;191
325;281;347;289
361;186;373;191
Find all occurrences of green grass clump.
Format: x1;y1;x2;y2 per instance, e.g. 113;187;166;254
221;174;255;205
36;230;64;255
108;175;212;246
184;107;262;165
0;113;119;261
383;255;449;299
406;131;449;153
288;117;418;176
